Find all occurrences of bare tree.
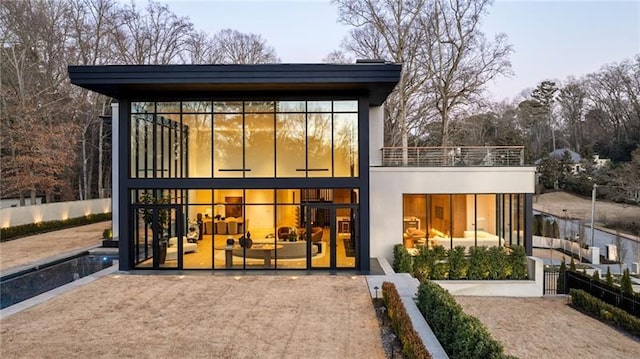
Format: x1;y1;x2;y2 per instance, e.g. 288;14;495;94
112;1;193;65
557;78;587;153
614;230;628;274
419;0;513;146
211;29;279;64
334;0;429;156
323;50;352;64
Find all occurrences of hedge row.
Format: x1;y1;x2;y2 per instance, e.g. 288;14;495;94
416;280;516;359
393;244;528;281
569;288;640;338
0;213;112;242
382;282;432;359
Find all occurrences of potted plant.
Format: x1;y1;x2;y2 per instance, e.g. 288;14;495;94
139;192;172;264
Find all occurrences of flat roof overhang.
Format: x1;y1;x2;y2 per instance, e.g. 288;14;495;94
68;63;402;106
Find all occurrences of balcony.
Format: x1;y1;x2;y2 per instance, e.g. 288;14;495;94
380;146;525;167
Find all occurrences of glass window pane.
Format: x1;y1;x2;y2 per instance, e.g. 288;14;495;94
130;114;152;178
428;194;451;250
156;102;180;113
307;101;331;112
333;100;358;112
476;194;500;246
183;101;212;113
276;114;305;177
214;114;243;177
307;113;332;177
131;102;154;113
245;101;274;113
183;114;212;177
155;114;180;178
214;101;242;113
402;195;427;250
276;101;305;112
333;113;358;177
245;114;275;177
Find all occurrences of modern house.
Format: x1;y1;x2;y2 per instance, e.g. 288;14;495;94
68;62;536;272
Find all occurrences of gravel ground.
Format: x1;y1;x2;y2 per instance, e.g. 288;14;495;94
0;221;111;272
455;296;640;359
1;274;386;359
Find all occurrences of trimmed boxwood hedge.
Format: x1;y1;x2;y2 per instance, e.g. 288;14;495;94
401;244;528;281
382;282;432;359
0;213;112;242
393;244;413;273
416;280;516;359
569;288;640;338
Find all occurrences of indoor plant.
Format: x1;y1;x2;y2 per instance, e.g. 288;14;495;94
139;192;172;264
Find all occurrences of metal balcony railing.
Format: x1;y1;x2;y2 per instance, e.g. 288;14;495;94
380;146;525;167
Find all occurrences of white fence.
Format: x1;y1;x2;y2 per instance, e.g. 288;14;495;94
533;235;600;265
0;199;111;228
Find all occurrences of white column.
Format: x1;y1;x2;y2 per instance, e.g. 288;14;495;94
369;105;384;166
111;102;119;240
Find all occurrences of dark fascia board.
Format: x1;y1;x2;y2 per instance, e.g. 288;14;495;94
67;63;402;106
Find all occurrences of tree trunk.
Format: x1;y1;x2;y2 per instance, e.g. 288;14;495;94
30;188;36;205
19;191;25;206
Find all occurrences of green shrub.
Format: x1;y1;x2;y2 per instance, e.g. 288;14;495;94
431;245;448;280
621;269;634;295
468;246;490;280
592;270;600;282
416;281;511;359
413;246;436;282
1;213;112;242
569;289;640;338
447;246;468;280
393;244;413;273
606;266;614;286
382;282;432;359
102;228;113;239
487;246;510;280
510;246;528;279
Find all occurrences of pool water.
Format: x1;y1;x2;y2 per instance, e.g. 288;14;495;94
0;254;116;309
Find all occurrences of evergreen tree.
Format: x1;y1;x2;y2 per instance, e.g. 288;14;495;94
621;269;634;294
606;266;614;286
569;257;576;272
592;270;600;281
557;258;567;294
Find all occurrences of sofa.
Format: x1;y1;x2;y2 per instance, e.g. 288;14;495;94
277;226;323;242
166;236;197;261
232;240;319;259
429;229;504;250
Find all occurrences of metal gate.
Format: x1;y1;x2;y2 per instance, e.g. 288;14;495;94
543;269;562;295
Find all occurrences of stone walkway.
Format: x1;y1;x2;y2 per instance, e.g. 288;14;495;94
0;221;111;273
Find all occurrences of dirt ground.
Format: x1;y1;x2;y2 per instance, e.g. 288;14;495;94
0;274;385;359
455;296;640;359
534;192;640;237
0;221;110;272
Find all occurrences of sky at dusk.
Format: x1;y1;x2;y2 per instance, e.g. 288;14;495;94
146;0;640;101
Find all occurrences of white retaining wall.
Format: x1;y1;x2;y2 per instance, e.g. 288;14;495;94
0;199;111;227
433;256;544;297
533;235;600;264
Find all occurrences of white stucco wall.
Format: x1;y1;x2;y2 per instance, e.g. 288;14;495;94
369;166;536;260
0;199;112;227
368;105;384;166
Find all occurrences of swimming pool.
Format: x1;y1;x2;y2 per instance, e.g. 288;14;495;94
0;253;117;309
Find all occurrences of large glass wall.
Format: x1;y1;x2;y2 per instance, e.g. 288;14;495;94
402;194;525;253
129;188;359;270
129;100;358;179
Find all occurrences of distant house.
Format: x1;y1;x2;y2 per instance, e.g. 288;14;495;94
535;148;610;175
